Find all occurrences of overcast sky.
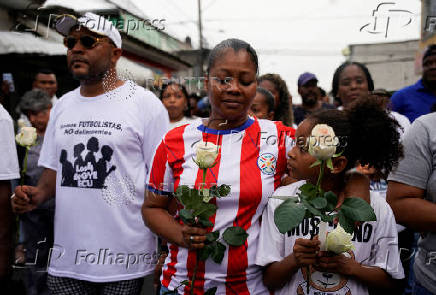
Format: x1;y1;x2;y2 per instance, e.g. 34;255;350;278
135;0;421;103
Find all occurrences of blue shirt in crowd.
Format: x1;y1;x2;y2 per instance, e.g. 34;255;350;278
391;79;436;122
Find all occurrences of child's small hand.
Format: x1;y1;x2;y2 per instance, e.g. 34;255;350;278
315;252;359;276
292;238;320;268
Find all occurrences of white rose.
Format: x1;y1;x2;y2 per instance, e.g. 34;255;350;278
15;126;37;147
194;141;219;169
17;118;27;130
326;224;355;254
307;124;338;160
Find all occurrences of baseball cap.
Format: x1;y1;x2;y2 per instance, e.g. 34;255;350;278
19;90;52;113
55;12;122;48
298;72;318;87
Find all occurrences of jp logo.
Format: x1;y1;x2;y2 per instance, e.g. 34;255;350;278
360;2;414;38
257;153;277;175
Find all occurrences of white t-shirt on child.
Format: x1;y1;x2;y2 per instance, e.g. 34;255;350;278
38;81;169;282
256;180;404;295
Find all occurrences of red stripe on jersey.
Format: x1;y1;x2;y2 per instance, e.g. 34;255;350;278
184;133;222;295
160;125;187;288
161;243;179;288
226;121;262;294
148;141;168;191
165;125;188;191
274;122;295;190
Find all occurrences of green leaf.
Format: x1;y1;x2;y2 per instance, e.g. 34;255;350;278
222;226;249;246
218;184;231;197
199;245;212;261
178;188;203;210
338;211;355;234
310;197;327;209
333;151;343;158
181;280;190;286
321;214;335;223
206;231;220;242
269;195;299;201
304;209;313;219
195;203;217;219
198;219;214;227
340;197;377;222
301;198;322;216
324;191;338;211
298;184;318;202
209;185;220;198
326;158;334;171
274;199;306;234
179;209;194;225
175;185;191;202
299;183;317;197
204;287;218;295
309;159;322;168
211;241;226;263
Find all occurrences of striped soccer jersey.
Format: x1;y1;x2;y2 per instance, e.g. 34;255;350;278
147;117;294;294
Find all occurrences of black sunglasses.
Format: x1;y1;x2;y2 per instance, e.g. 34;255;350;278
63;35;109;50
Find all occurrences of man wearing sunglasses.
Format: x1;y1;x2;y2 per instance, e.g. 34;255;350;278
11;12;169;295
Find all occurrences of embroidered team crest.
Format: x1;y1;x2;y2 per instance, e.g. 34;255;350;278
257;153;277;175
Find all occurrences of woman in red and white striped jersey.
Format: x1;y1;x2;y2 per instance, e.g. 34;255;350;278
142;38;295;294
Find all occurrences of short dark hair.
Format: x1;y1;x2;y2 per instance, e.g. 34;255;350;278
206;38;259;75
423;44;436;62
256;87;275;112
331;62;374;100
33;68;56;81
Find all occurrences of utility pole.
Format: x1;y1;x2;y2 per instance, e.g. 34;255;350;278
198;0;204;76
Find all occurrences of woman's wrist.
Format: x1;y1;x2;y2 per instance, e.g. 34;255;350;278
346;259;361;277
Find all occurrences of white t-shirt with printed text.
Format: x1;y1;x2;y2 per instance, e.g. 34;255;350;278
38;81;169;282
256;181;404;295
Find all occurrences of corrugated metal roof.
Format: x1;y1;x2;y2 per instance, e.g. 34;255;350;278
0;32;65;55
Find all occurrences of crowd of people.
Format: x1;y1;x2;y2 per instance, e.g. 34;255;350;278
1;11;436;295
